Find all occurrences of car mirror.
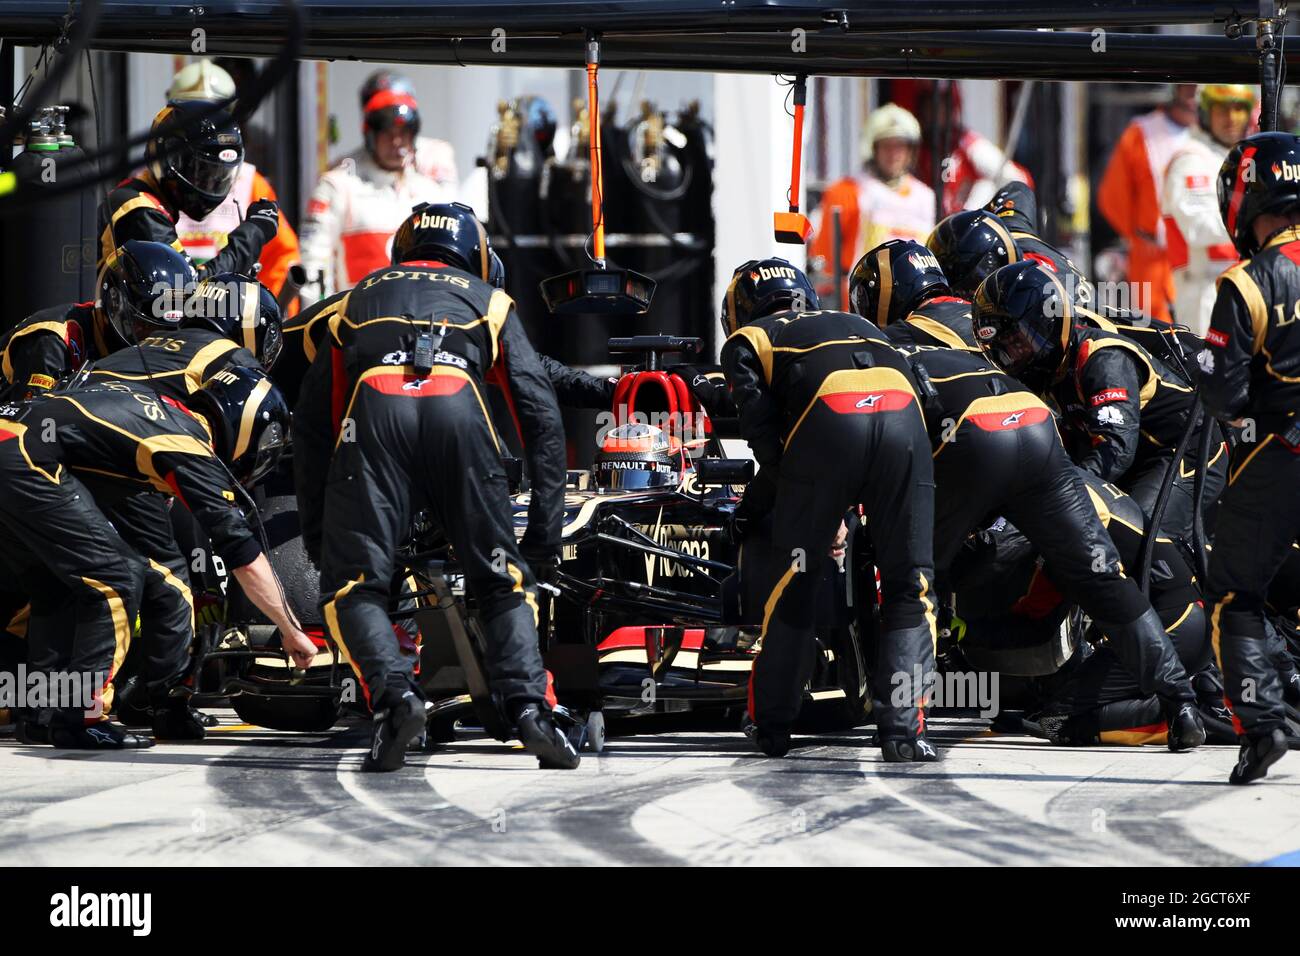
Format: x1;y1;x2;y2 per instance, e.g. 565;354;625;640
695;458;754;487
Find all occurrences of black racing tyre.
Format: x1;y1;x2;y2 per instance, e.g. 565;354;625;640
226;459;322;628
796;623;871;732
231;692;341;732
426;712;459;743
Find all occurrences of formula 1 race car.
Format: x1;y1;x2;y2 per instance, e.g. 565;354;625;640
415;336;875;747
188;336;874;745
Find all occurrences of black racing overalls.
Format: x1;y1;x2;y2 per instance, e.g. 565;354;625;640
83;329;262;705
722;309;937;741
1030;474;1218;739
0;302;106;400
0;383;260;726
97;172;266;277
1048;325;1227;542
294;262;567;713
881;296;979;351
908;345;1197;709
1200;224;1300;736
276;288;347;408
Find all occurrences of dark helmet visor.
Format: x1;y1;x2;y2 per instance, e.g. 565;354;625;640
173;145;241;200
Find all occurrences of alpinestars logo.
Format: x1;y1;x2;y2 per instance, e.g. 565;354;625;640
84;726;117;745
1001;412;1025;426
856;394;883;408
1235;747;1252;778
1273;161;1300;182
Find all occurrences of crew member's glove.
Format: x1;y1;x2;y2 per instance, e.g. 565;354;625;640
724;511;749;546
244;198;281;244
520;540;561;584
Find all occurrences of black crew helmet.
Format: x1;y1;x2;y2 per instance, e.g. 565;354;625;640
98;240;197;351
1218;131;1300;257
146;100;244;220
849;239;952;327
183;273;284;370
926;209;1020;299
970;261;1075;394
720;258;819;336
190;365;291;488
391;201;491;280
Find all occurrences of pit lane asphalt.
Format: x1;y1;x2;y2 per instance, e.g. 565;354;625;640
0;713;1295;866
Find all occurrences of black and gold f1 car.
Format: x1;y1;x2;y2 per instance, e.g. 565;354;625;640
419;336;876;744
191;337;875;744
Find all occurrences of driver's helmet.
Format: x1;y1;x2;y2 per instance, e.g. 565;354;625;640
593;422;685;490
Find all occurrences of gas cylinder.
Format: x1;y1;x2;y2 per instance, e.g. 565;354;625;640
0;106;96;333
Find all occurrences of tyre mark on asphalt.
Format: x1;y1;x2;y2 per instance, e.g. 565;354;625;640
204;731;701;865
203;730;498;864
420;739;758;865
1041;752;1246;867
715;723;1199;865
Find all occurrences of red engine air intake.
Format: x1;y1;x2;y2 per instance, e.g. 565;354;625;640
610;369;712;443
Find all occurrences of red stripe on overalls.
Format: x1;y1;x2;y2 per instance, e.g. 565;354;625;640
362;372;467;397
820;389;914;414
966;405;1050;432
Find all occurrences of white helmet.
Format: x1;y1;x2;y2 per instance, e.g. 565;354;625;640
860;103;922;164
167;60;236;102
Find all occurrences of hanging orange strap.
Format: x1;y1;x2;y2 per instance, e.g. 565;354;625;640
587;33;606;264
774;76;812;244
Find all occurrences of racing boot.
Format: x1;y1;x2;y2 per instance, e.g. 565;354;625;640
872;622;937;758
151;694;206;741
112;674;154;728
881;736;938;762
1164;700;1207;752
741;712;792;757
1265;619;1300;706
362;688;427;773
513;702;580;769
50;711;154;750
1191;664;1238;744
1099;609;1203;750
16;708;51;745
755;725;792;758
1038;711;1101;746
1229;728;1289;785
